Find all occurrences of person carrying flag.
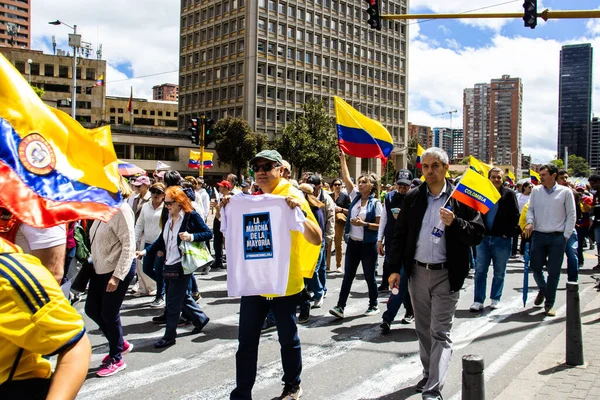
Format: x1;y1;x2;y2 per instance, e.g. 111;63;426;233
389;147;485;399
470;168;520;312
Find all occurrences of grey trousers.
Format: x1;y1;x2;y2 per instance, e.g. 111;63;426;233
409;264;459;399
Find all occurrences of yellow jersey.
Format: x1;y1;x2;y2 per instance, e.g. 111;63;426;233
0;237;85;384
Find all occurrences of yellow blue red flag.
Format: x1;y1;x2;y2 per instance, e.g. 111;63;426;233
189;151;213;169
0;53;121;228
469;156;493;176
530;169;540;185
506;170;516;185
334;96;393;163
451;168;501;214
416;144;424;169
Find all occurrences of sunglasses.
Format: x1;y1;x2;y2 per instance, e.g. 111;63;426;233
251;162;280;172
164;201;175;207
150;190;163;195
333;183;341;187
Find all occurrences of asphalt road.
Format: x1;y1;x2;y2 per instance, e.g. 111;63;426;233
73;247;600;400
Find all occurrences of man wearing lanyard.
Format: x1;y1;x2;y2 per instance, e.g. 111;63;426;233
389;147;484;400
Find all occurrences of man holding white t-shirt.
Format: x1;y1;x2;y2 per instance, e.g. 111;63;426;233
222;150;322;400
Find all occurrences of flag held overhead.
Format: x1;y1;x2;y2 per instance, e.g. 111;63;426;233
334;96;393;163
0;53;122;228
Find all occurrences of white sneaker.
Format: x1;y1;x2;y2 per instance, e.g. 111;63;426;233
469;302;484;312
312;296;324;309
490;300;500;309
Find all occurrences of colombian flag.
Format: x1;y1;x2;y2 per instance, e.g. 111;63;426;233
0;54;121;228
189;150;213;169
416;144;424;169
451;168;501;214
334;96;393;164
506;170;516;185
469;156;493;176
93;74;104;87
530;169;540;185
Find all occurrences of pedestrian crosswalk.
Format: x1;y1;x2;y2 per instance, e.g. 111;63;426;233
76;262;597;400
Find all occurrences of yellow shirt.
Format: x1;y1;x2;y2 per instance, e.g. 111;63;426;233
267;179;321;297
0;237;85;383
519;202;530;231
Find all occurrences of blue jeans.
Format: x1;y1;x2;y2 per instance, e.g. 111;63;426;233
474;236;512;303
85;262;136;361
308;241;327;300
530;232;567;308
382;266;413;323
231;294;302;400
142;242;165;299
164;268;209;340
565;231;579;282
337;239;378;309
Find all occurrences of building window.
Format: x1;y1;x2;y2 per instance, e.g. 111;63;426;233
14;61;25;73
86;68;96;80
44;64;54;77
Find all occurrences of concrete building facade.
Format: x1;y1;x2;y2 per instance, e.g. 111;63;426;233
591;117;600;173
558;43;593;163
408;122;432;148
0;0;30;49
153;83;179;101
1;47;106;123
105;96;178;131
463;83;491;164
178;0;410;176
451;128;464;161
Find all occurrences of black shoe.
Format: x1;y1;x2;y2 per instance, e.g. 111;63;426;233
298;308;310;324
154;338;176;349
178;317;192;327
152;313;167;325
378;285;390;293
380;321;391;334
262;319;277;333
416;376;428;392
534;291;545;307
278;383;302;399
401;313;414;324
192;318;210;334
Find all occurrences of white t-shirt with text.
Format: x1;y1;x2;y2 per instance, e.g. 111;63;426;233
221;194;305;296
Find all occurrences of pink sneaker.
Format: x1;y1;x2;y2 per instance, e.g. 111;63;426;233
96;359;126;377
101;340;133;365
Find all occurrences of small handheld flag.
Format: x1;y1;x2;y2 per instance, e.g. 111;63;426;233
416;144;424;169
451;168;501;214
530;169;540;185
334;96;393;164
156;160;170;170
127;87;133;113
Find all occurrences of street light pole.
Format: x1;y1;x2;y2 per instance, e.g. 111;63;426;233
27;59;32;84
48;20;79;120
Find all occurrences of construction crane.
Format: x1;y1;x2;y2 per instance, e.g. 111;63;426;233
431;109;458;130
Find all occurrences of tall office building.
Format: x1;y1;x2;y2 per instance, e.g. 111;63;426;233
408;122;432;148
0;1;30;49
178;0;409;171
433;127;453;157
463;75;522;176
451;128;464;161
591;117;600;173
463;83;490;163
557;43;593;162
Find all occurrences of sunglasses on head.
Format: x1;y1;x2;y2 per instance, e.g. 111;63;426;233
150;190;163;195
251;162;280;172
164;201;175;207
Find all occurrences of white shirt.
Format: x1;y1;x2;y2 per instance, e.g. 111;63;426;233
163;211;185;266
221;194;305;296
526;183;576;239
348;188;383;241
377;203;388;241
135;201;164;245
15;224;66;253
195;188;210;220
517;193;530;214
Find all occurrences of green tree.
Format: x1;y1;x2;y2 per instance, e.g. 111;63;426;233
31;85;44;98
406;135;418;170
274;98;339;177
549;158;564;170
213;117;266;178
568;155;591;177
381;159;397;185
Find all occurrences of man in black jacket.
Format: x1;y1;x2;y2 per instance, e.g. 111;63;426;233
389;147;485;400
470;168;520;312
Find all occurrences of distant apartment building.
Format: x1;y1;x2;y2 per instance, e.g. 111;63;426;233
0;0;30;49
0;47;106;123
463;75;523;176
408;122;432;148
178;0;410;173
557;43;593;163
433;127;453;158
591;117;600;173
451;128;464;161
153;83;179;101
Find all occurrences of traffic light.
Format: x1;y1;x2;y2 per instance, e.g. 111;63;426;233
188;118;199;145
203;118;216;146
365;0;382;31
522;0;537;29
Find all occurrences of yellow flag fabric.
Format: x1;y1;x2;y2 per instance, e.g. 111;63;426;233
469;156;493;176
0;53;121;227
530;169;541;185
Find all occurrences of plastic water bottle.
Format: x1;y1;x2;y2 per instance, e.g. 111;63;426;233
430;205;452;244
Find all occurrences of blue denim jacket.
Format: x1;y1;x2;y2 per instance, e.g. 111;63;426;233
344;194;378;243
